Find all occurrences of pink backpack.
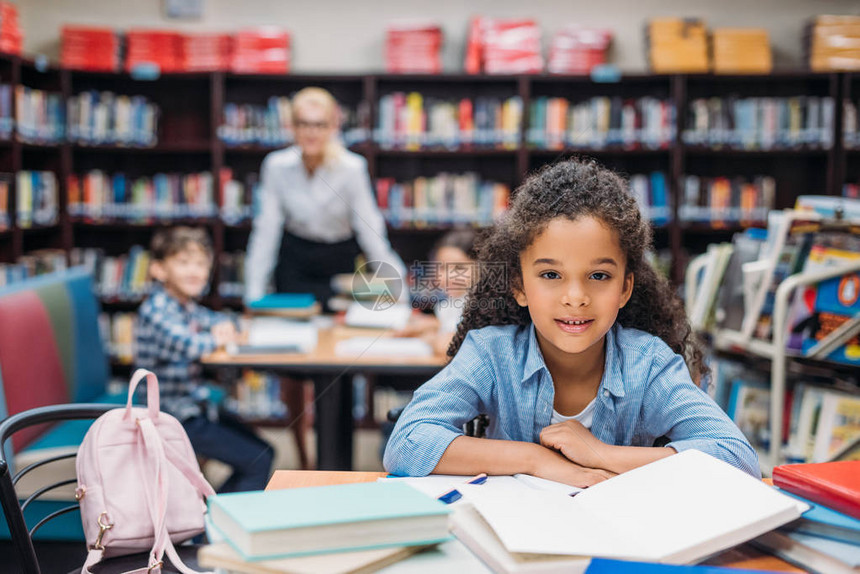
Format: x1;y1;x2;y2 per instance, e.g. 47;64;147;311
76;369;216;574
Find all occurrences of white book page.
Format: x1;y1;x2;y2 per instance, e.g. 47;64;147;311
244;317;318;352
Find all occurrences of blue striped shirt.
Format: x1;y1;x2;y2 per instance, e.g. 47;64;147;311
383;323;760;478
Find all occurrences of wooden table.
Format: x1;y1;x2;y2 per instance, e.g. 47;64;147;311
266;470;805;573
204;325;447;470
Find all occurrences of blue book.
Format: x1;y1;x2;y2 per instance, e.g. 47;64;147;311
586;558;773;573
754;529;860;574
207;481;451;561
776;488;860;546
248;293;317;311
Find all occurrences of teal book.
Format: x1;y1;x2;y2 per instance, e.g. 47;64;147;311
248;293;317;310
207;481;452;561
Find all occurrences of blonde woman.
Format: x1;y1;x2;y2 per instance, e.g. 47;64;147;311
244;87;404;309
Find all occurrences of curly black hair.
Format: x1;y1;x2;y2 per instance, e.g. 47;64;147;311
448;158;708;382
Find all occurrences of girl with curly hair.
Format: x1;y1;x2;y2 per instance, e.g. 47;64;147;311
384;159;759;485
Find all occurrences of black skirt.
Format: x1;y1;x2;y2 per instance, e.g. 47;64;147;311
274;231;361;311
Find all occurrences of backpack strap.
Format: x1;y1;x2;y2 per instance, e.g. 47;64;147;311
124;369;161;421
163;440;216;500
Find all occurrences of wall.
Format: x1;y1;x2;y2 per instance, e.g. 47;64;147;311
16;0;860;72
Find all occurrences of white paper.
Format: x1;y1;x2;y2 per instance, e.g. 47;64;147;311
244;317;318;353
344;302;412;330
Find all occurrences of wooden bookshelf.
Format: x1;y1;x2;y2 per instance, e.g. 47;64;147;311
0;54;855;295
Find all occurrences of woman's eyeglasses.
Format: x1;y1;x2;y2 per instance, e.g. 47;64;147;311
294;119;332;131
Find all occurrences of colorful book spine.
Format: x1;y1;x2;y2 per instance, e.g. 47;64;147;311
684;96;835;149
16;170;58;228
0;249;67;288
70;246;153;301
845;99;859;149
679;175;775;226
68;170;215;222
225;370;288;420
219;168;260;224
67;91;159;147
15;86;65;144
0;172;10;231
375;173;510;227
627;172;672;225
527;96;675;150
375;93;522;150
0;84;12;139
98;311;137;364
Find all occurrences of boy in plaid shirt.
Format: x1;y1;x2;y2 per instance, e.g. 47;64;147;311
136;227;274;492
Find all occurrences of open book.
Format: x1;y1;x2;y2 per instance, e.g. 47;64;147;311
387;451;806;573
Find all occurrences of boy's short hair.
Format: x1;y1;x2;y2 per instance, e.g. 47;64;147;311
150;227;213;261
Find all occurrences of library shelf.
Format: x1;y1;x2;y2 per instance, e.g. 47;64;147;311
683;146;830;157
71;141;212;153
374;148;517;158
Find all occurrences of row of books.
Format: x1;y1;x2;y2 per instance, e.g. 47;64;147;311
526;96;675;150
0;173;8;231
70;246;152;301
375;93;522;149
16;171;58;229
61;26;291;74
99;311;135;364
224;370;289;420
218;251;245;299
68;170;216;222
67;91;159;147
679;175;776;226
219;99;368;148
0;249;67;288
0;83;9;139
547;26;612;75
683;96;835;149
219;169;260;225
15;86;64;144
375;173;510;228
628;172;670;225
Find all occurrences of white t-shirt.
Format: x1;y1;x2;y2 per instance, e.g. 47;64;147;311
434;297;465;334
550;397;597;429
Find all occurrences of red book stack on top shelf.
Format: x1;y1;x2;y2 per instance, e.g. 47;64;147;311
385;22;442;74
232;28;290;74
61;26;119;71
548;27;612;75
182;33;232;72
466;17;543;75
125;29;183;73
0;2;21;55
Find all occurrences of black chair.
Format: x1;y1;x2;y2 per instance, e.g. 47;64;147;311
0;404;201;574
387;408;489;438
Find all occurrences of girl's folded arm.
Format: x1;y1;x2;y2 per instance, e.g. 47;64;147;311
642;350;761;478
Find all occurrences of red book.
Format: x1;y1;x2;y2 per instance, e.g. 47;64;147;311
773;461;860;520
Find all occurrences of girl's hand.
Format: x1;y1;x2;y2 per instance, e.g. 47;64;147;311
533;446;615;488
540;420;613;472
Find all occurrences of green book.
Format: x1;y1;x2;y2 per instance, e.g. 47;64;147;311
207;481;452;561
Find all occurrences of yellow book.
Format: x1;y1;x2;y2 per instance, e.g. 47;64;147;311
406;92;423;151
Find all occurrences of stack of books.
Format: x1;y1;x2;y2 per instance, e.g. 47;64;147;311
385;22;442;74
219;169;260;224
375;93;522;149
67;170;216;222
61;26;120;72
547;27;612;75
646;18;709;73
201;481;450;574
0;2;21;55
712;28;772;74
375;173;510;228
465;17;543;74
16;171;58;229
753;461;860;573
806;15;860;72
527;96;675;150
125;29;184;73
232;28;291;74
71;246;153;301
683;96;835;150
182;33;233;72
67;91;160;147
15;86;64;144
680;175;775;227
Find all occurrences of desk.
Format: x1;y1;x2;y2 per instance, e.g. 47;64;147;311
265;470;805;573
204;326;447;470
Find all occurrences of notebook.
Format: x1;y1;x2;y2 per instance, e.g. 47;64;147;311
343;302;412;330
207;481;452;561
197;542;433;574
230;317;318;355
773;460;860;521
455;450;805;564
776;488;860;546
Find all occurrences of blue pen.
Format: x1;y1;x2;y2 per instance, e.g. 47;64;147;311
436;473;488;504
